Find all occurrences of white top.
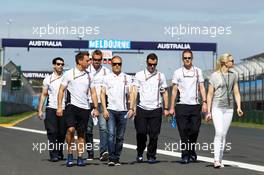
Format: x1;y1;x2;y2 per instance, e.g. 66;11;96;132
102;72;132;111
87;65;110;103
43;72;65;109
133;69;167;110
61;67;94;110
172;66;204;105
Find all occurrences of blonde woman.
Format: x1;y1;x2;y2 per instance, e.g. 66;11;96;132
206;53;243;168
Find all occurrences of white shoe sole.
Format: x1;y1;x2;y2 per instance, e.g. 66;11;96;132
100;152;109;161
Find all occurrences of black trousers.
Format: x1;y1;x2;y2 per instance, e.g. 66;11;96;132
134;106;162;159
175;104;201;158
44;107;66;158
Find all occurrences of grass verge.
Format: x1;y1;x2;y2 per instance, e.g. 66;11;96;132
0;111;36;125
230;121;264;129
201;119;264;129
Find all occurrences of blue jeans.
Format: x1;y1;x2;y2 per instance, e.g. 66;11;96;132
86;104;108;155
107;110;127;162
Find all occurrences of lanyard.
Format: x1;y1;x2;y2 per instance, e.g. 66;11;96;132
123;75;128;110
90;65;104;77
49;73;62;84
73;68;86;80
144;70;157;81
220;71;231;106
144;70;162;107
181;66;199;103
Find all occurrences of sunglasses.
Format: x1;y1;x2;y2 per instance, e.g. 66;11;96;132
112;62;122;66
93;58;102;62
229;60;234;63
147;63;157;67
56;63;64;66
183;57;192;60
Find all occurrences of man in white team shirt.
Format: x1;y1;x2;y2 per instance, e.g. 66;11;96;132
169;50;207;164
38;57;66;162
133;53;169;164
101;56;135;166
85;50;110;161
57;52;99;167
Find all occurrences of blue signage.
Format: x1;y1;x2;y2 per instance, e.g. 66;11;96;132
131;41;217;52
88;39;131;50
2;38;88;48
1;38;216;52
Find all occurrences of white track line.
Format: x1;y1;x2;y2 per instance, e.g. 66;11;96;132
4;126;264;173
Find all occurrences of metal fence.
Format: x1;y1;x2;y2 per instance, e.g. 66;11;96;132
0;61;35;116
235;73;264;124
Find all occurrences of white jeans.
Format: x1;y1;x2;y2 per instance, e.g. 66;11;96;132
212;107;233;161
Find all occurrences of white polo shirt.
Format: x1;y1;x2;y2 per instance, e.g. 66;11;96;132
102;72;132;111
43;72;65;109
172;66;204;105
87;65;110;103
61;67;93;110
133;69;167;110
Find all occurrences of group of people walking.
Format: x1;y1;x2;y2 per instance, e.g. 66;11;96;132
37;49;243;168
